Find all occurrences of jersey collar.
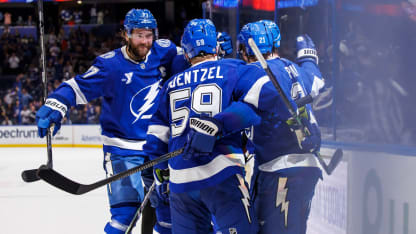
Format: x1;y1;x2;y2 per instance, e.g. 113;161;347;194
191;57;217;67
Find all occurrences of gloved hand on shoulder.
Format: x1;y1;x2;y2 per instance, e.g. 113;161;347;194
183;115;223;160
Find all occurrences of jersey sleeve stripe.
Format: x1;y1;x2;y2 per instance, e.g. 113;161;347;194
310;75;325;97
258;153;319;172
64;78;88;105
169;153;245;184
243;75;269;108
147;124;170;144
102;135;146;150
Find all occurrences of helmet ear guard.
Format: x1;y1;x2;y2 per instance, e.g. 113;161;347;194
124;9;157;37
181;19;218;60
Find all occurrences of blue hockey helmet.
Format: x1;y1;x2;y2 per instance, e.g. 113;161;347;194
258;20;281;48
181;19;217;59
124;9;157;36
237;22;273;56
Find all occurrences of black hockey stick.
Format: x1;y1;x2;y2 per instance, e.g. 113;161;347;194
125;181;156;234
21;0;53;183
37;148;184;195
248;38;343;175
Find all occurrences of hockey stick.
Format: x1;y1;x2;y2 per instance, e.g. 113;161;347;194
21;0;53;183
125;181;156;234
248;38;343;175
37;147;184;195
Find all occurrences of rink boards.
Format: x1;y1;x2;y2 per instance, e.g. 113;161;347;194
1;125;415;234
309;146;416;234
0;125;102;147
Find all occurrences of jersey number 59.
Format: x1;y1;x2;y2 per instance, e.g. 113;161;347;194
169;84;222;137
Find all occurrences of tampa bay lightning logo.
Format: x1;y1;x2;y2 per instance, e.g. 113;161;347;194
130;81;161;124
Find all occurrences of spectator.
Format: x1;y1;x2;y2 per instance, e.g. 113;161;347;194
4;12;11;26
1;115;12;125
27;15;34;26
49;42;61;58
74;10;83;24
20;105;32;124
13;99;20;123
16;16;24;26
60;9;72;24
47;32;57;45
8;52;20;74
90;6;97;24
0;23;122;125
69;106;83;124
28;103;36;123
4;89;16;105
97;10;104;24
21;88;33;107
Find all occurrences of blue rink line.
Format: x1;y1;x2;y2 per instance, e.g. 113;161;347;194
322;141;416;157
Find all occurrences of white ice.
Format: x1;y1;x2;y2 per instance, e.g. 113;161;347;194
0;147;142;234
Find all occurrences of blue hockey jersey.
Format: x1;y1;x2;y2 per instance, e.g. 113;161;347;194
144;58;291;193
52;39;179;155
245;58;325;170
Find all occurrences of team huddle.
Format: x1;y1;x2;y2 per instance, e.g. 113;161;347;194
35;8;325;234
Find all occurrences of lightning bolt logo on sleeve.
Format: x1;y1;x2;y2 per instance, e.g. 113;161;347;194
130;81;161;124
237;174;252;224
276;177;289;227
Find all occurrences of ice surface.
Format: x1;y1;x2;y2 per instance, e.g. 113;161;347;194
0;147;142;234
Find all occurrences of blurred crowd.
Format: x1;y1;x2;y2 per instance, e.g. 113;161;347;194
0;1;415;146
0;23;123;125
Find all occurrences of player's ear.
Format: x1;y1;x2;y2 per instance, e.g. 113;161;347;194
240;49;249;63
122;30;129;41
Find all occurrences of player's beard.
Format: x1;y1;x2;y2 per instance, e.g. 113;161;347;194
127;39;152;61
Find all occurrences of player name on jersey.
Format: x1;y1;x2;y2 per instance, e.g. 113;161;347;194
168;65;223;89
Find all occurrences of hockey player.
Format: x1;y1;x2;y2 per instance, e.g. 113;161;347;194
238;21;324;233
143;18;297;234
35;9;179;234
258;19;324;98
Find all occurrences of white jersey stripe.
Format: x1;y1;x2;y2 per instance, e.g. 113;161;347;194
243;75;269;108
310;75;325;98
147;125;170;144
64;78;88;105
109;219;128;231
169;153;245;184
258;153;320;172
102;135;146;151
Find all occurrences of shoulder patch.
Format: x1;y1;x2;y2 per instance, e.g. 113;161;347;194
82;66;100;79
176;46;184;55
156;39;172;48
100;51;115;59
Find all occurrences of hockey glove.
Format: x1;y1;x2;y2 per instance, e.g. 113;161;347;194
36;95;69;137
217;32;233;58
286;106;321;153
296;34;319;65
183;115;223;160
150;168;170;207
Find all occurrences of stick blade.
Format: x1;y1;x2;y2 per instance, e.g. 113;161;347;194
37;165;84;195
327;148;343;175
21;169;41;182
